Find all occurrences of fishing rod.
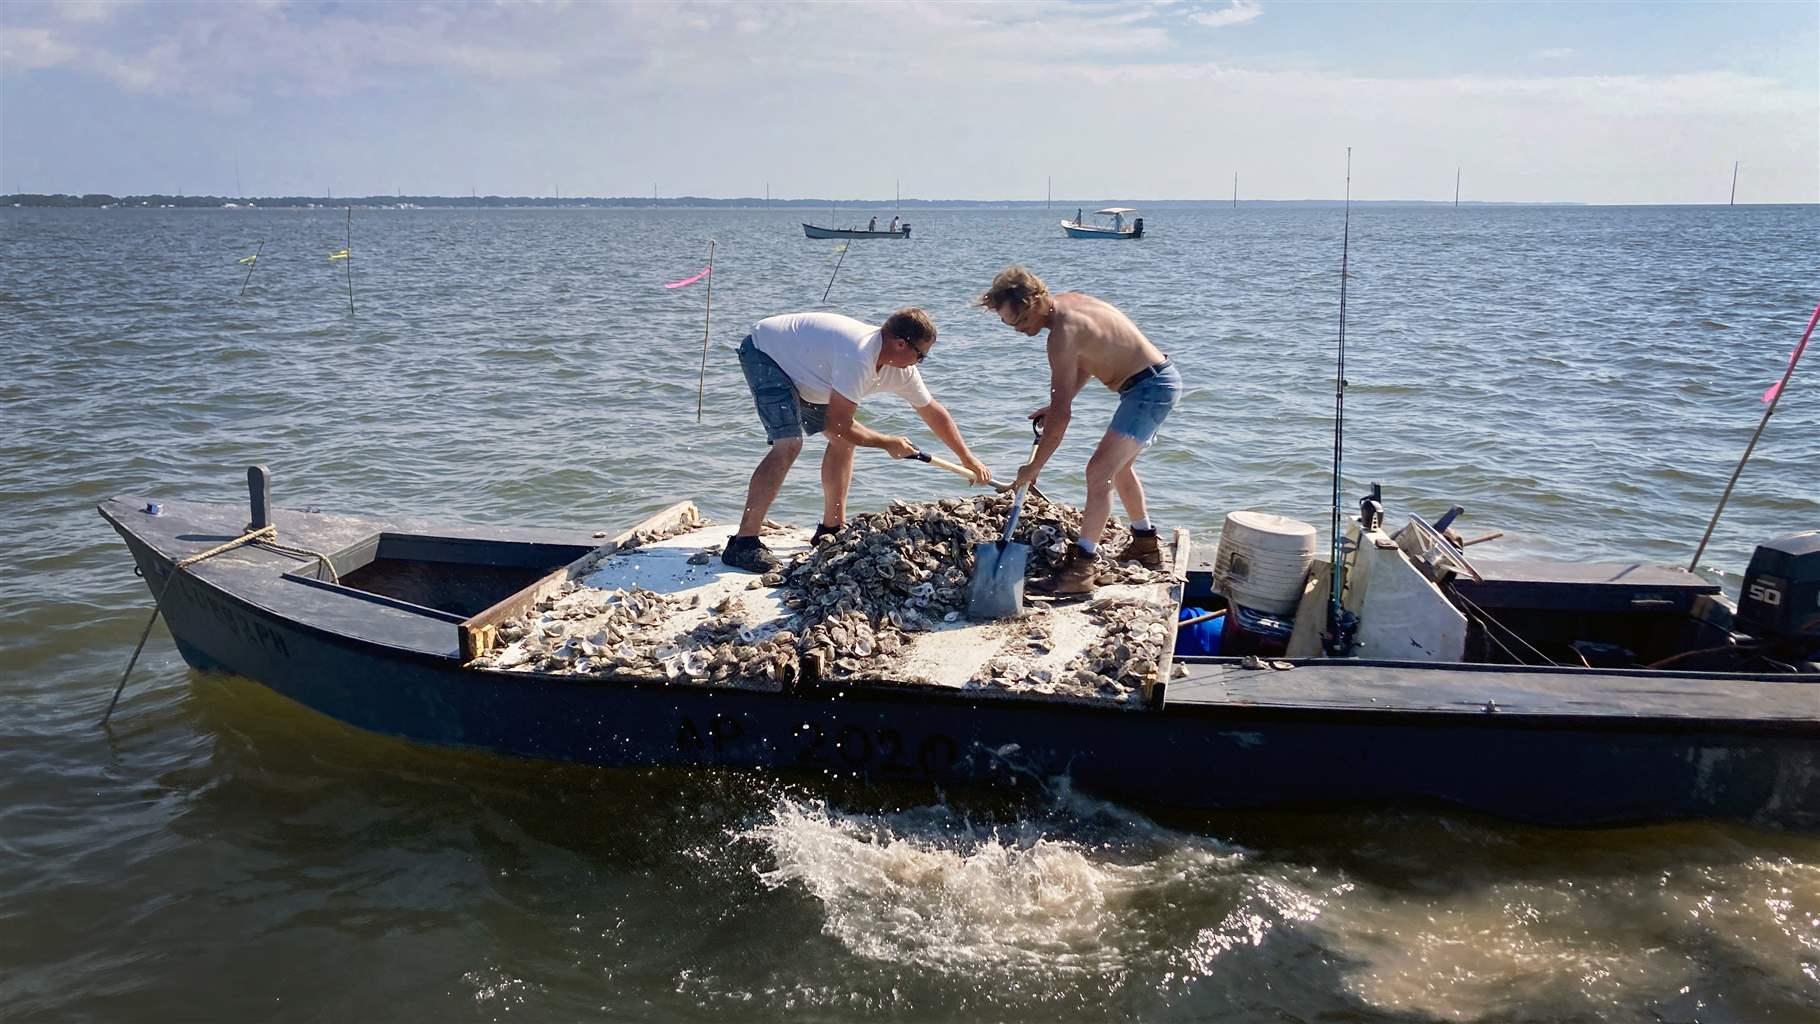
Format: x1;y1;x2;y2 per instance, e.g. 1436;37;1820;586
1324;148;1358;656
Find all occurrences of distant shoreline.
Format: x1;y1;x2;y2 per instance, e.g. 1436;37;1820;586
1;193;1618;210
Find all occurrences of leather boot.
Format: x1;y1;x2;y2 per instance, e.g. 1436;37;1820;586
1112;528;1164;570
1031;543;1100;595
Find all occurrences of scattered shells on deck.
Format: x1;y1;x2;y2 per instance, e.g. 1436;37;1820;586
473;493;1172;700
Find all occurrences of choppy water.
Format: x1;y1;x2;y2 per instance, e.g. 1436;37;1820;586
2;204;1816;1022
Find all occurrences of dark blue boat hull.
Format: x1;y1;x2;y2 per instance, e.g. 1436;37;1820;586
113;525;1820;830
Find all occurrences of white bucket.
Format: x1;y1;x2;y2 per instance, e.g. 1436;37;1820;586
1214;511;1318;615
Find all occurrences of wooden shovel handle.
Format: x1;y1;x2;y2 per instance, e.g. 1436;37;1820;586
913;449;1043;498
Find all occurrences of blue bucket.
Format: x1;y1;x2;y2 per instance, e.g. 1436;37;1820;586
1174;607;1225;656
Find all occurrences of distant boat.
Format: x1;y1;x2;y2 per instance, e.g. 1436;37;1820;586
1062;207;1144;239
803;222;910;239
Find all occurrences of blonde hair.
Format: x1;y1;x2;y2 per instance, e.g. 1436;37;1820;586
977;265;1049;316
882;307;936;348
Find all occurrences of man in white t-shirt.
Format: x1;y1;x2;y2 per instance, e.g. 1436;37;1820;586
725;308;992;572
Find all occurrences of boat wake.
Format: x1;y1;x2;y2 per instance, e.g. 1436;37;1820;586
732;780;1344;980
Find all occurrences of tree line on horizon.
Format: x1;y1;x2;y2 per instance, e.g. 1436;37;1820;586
3;192;1543;209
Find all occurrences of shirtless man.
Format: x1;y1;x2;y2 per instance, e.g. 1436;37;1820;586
978;265;1181;594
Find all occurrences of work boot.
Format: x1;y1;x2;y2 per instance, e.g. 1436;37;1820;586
1031;543;1100;596
1112;527;1165;570
721;535;781;574
811;523;841;545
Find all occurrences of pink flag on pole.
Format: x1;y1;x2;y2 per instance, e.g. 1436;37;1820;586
1761;301;1820;403
664;266;711;289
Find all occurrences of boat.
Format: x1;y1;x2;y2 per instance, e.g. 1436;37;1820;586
1063;208;1144;239
97;468;1820;829
803;223;910;239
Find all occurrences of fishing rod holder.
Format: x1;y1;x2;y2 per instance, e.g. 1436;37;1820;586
247;464;272;533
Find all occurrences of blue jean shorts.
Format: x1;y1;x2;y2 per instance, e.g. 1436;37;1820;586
739;335;827;443
1108;359;1181;445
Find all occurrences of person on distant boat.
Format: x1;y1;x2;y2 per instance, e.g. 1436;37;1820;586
889;215;899;233
724;309;993;573
977;265;1180;594
1075;208;1083;226
867;216;877;231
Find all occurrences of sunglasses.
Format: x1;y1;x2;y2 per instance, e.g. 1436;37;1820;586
905;338;931;363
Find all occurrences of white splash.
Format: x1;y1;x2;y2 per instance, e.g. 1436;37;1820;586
736;792;1298;977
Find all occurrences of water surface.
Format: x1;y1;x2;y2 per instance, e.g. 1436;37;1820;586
2;204;1816;1022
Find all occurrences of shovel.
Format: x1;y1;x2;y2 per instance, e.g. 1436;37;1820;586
966;483;1030;620
965;418;1046;620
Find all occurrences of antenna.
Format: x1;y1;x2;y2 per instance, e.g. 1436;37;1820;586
1232;171;1237;209
1048;175;1052;210
1454;166;1460;209
1730;161;1739;206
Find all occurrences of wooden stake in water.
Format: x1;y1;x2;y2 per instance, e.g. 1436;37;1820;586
238;239;264;297
344;206;354;314
1455;167;1461;209
1730;161;1739;206
1687;301;1820;571
822;241;849;303
695;240;716;423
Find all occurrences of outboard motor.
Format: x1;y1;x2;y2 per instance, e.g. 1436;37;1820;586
1131;217;1144;239
1735;531;1820;665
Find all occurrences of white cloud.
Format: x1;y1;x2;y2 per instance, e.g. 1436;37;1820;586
53;0;127;24
0;25;78;69
1189;0;1261;29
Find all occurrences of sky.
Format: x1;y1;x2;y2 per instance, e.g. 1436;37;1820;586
1;0;1815;204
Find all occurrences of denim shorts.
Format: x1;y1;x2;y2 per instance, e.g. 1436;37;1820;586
739;335;827;443
1108;360;1181;445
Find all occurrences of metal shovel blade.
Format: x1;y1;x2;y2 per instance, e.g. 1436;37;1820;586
967;539;1029;620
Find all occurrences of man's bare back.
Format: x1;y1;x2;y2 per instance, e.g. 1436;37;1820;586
1047;292;1167;389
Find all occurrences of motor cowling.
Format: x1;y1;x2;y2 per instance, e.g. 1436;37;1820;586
1735;531;1820;654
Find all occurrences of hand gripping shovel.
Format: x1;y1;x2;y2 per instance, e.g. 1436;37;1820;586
965;418;1045;620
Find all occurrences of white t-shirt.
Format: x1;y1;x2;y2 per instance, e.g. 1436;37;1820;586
750;312;933;408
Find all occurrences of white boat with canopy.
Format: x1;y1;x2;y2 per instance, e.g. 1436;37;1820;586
1062;207;1144;239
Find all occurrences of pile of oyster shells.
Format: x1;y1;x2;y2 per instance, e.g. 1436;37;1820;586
473;493;1173;699
775;493;1167;681
472;583;796;689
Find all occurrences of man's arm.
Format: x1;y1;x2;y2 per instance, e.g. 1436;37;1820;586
1016;334;1079;486
914;400;992;484
824;393;916;457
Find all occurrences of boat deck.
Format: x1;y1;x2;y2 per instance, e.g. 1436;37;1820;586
1168;657;1817;725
